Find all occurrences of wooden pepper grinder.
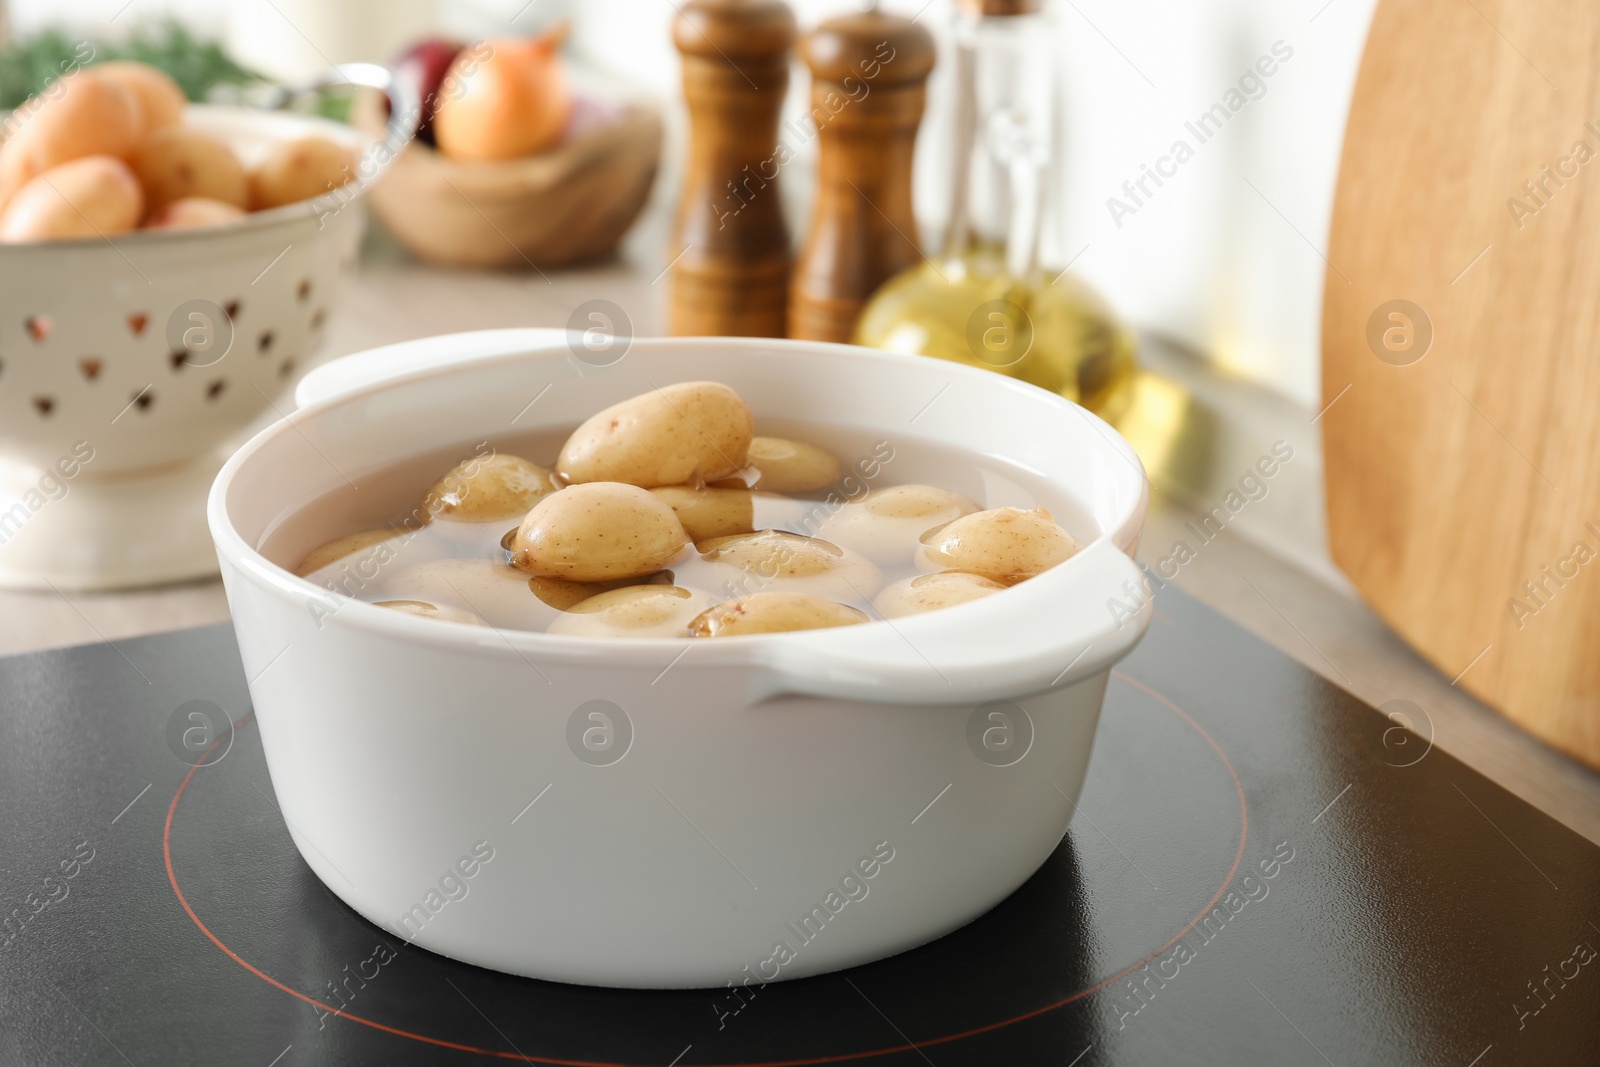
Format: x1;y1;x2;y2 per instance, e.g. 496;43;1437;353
669;0;797;338
789;9;935;342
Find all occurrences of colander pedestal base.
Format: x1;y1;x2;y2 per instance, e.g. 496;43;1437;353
0;450;225;591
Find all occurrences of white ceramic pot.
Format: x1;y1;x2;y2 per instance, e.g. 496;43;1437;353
208;330;1152;989
0;105;369;590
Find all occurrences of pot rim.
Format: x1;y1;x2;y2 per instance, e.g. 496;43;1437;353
209;333;1153;703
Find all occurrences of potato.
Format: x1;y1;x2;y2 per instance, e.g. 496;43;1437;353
558;382;754;488
696;529;881;600
385;558;553;630
0;71;142;211
143;196;246;231
297;526;445;608
528;570;674;610
744;436;842;493
548;585;714;639
528;575;606;611
374;599;487;626
0;156;143;242
817;484;980;563
652;486;812;543
131;127;248;213
511;482;689;582
296;528;401;577
248;136;353;210
689;591;868;637
422;454;561;524
651;485;755;541
916;506;1079;583
93;62;186;135
874;571;1007;619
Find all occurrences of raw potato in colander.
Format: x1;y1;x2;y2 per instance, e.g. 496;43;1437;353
248;136;356;210
0;72;142;210
131;127;250;212
0;156;144;241
0;61;367;237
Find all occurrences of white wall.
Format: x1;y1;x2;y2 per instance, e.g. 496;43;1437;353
10;0;1378;406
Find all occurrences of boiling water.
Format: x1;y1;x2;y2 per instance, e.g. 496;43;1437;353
259;419;1096;635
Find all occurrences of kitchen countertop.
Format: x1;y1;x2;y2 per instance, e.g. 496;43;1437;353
6;224;1599;848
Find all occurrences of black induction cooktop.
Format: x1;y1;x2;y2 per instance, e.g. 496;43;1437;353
1;584;1597;1066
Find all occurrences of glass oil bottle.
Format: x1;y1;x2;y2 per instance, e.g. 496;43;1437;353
854;0;1137;422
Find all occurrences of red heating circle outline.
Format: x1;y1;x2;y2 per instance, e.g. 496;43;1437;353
164;669;1248;1066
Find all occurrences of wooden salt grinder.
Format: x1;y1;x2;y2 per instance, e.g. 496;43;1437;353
669;0;797;338
789;11;936;342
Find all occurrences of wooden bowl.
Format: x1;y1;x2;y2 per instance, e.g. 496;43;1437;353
354;94;662;269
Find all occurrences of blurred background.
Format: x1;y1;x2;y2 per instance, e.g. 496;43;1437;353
19;0;1594;762
6;0;1600;885
4;0;1378;408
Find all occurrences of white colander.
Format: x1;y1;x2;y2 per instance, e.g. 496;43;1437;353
0;103;375;590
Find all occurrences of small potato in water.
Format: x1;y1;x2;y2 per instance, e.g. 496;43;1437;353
131;127;249;212
375;600;487;626
0;156;143;241
690;591;868;637
549;585;714;639
512;482;689;582
296;528;402;577
144;196;245;230
558;382;753;488
818;484;980;563
653;486;811;542
874;571;1007;619
248;136;354;210
386;558;552;630
697;530;881;600
528;575;609;611
528;570;675;610
423;454;561;524
743;436;841;493
651;485;755;541
917;506;1079;583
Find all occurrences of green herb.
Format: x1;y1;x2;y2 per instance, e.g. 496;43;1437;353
0;20;265;110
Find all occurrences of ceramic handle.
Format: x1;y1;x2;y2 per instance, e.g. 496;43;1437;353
754;537;1153;705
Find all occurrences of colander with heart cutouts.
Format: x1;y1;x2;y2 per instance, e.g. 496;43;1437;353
0;103;376;590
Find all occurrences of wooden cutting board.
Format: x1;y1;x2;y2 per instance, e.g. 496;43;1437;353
1323;0;1600;768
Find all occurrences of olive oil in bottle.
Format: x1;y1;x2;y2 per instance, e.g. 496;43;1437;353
854;0;1136;423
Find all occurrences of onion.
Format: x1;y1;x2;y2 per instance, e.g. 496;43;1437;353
433;31;572;162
